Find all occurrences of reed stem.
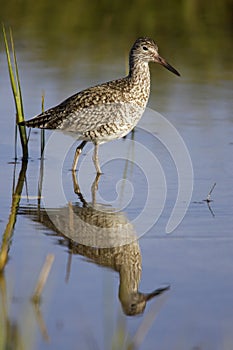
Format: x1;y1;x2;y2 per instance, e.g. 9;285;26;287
2;24;28;160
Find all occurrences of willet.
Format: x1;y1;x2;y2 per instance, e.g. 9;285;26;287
20;37;180;173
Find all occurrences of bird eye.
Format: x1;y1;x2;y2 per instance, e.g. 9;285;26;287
142;46;148;51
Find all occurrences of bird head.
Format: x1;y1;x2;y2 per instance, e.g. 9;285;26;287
131;37;180;76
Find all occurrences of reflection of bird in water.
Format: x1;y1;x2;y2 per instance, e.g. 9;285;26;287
19;37;180;173
70;237;168;316
20;174;169;316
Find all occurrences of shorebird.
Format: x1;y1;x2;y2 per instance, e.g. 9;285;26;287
20;37;180;173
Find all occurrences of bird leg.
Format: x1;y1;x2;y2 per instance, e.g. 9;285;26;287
72;141;87;172
93;143;102;174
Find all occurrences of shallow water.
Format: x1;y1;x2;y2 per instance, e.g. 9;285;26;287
0;4;233;349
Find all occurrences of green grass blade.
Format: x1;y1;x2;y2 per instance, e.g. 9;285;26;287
2;25;18;105
10;28;24;119
3;24;28;160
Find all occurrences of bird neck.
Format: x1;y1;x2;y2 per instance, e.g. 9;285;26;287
128;57;151;105
129;55;150;78
118;261;141;299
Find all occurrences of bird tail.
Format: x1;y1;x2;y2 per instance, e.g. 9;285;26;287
18;112;57;129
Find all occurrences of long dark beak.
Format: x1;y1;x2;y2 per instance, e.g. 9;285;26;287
144;285;170;301
157;55;180;76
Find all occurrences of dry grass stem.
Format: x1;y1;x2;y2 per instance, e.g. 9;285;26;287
32;254;55;303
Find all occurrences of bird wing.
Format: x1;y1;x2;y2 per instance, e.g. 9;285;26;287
22;79;143;136
23;81;126;130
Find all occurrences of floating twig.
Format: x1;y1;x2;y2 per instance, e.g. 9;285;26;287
203;182;216;217
204;182;216;203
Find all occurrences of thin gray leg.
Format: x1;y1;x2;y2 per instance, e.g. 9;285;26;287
72;141;87;172
93;143;102;174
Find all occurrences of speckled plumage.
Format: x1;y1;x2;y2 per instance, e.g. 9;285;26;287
20;37;180;172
